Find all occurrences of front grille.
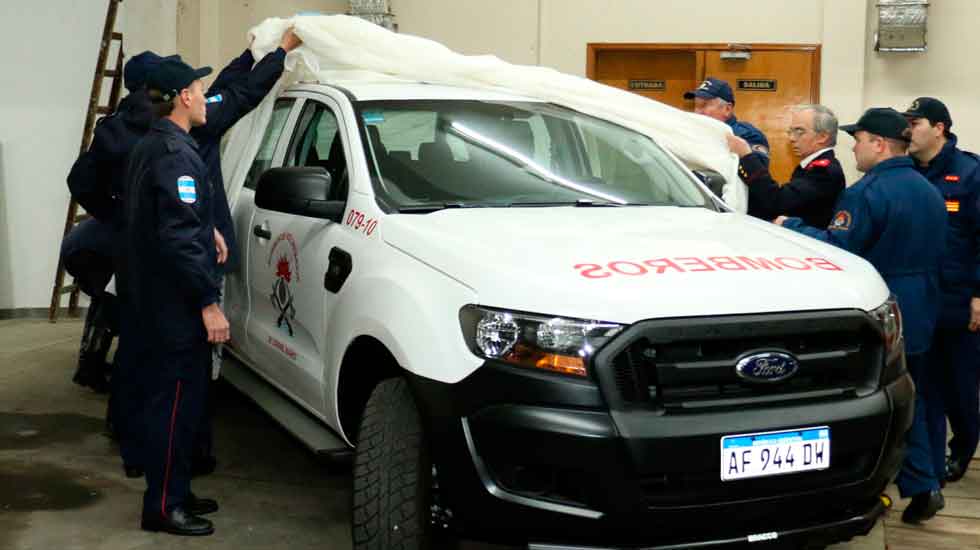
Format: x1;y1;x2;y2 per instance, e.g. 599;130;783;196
598;311;882;411
639;447;878;507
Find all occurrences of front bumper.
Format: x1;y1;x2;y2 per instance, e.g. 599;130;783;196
528;498;886;549
410;347;912;548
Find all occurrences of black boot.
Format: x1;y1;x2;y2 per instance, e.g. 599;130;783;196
186;492;219;515
901;489;945;524
945;456;969;483
141;506;214;536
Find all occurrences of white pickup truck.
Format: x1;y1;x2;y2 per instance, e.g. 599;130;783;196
221;79;913;550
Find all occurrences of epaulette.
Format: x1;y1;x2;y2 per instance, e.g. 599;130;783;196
163;135;181;154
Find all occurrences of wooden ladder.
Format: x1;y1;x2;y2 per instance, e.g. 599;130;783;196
48;0;124;322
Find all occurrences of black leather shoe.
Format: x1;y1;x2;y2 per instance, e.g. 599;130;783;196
141;506;214;536
945;456;969;483
191;455;217;478
901;489;945;524
123;465;144;479
186;493;219;515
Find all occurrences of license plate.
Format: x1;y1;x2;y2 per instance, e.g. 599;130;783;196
721;427;830;481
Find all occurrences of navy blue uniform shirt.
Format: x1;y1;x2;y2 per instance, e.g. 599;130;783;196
122;118;220;351
782;156;947;355
191;47;287;273
67;90;155;222
913;134;980;327
728;115;770;165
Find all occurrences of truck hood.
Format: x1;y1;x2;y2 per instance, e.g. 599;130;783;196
382;207;889;324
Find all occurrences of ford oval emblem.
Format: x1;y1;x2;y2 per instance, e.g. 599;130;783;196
735;351;800;383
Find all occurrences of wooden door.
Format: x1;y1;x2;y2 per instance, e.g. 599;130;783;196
588;44;821;183
591;49;699;111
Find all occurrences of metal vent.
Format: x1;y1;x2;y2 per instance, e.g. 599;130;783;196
349;0;397;31
875;1;929;52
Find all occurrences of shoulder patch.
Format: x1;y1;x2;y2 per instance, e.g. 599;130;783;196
177;176;197;204
829;210;852;231
807;158;831;169
206;94;223;104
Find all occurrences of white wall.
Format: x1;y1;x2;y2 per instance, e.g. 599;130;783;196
863;0;980;152
391;0;540;65
0;0;175;310
177;0;349;75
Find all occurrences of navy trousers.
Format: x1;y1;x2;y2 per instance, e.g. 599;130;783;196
110;329;145;470
142;343;210;518
896;353;943;497
931;327;980;465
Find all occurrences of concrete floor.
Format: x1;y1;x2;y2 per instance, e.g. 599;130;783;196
0;318;889;549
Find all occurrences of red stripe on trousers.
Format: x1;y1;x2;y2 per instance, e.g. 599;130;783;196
161;380;183;518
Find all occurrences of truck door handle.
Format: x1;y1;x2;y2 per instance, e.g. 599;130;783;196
253;225;271;239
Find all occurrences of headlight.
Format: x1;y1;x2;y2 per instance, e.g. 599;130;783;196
870;296;905;383
459;305;623;377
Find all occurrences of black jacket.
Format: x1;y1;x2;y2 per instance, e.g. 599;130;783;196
191;47;287;273
740;149;846;228
122;119;220;351
66;90;155;222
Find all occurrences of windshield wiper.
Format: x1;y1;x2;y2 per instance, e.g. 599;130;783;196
574;199;624;207
506;199;630;207
398;202;496;213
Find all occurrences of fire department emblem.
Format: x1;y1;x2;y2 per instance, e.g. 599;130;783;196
829;210;852;231
268;233;301;337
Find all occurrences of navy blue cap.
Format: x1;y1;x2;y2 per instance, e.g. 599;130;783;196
123;51;180;92
901;97;952;129
840;107;911;142
146;58;213;102
684;77;735;104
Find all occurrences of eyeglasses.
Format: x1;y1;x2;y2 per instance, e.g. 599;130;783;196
785;127;812;138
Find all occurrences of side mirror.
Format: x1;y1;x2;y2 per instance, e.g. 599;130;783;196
255;167;345;222
692;169;727;198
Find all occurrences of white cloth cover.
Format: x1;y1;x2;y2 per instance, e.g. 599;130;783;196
221;15;744;213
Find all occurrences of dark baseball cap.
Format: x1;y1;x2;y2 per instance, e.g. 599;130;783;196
123;51;180;92
146;58;213;102
684;77;735;104
840;107;911;141
901;97;952;129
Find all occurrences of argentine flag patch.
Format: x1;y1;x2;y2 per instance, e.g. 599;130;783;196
206;94;223;104
177;176;197;204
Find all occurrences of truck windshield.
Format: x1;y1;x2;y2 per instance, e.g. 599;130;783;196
356;100;714;211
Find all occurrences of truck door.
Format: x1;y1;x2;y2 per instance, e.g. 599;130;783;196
245;95;352;413
226;98;297;348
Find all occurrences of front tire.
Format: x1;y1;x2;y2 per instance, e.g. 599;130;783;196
352;378;436;550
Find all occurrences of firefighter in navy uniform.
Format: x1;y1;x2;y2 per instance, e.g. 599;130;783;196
728;104;845;227
68;29;300;482
776;107;948;524
187;28;302;477
63;51;175;394
685;77;771;165
122;58;230;536
902;97;980;485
